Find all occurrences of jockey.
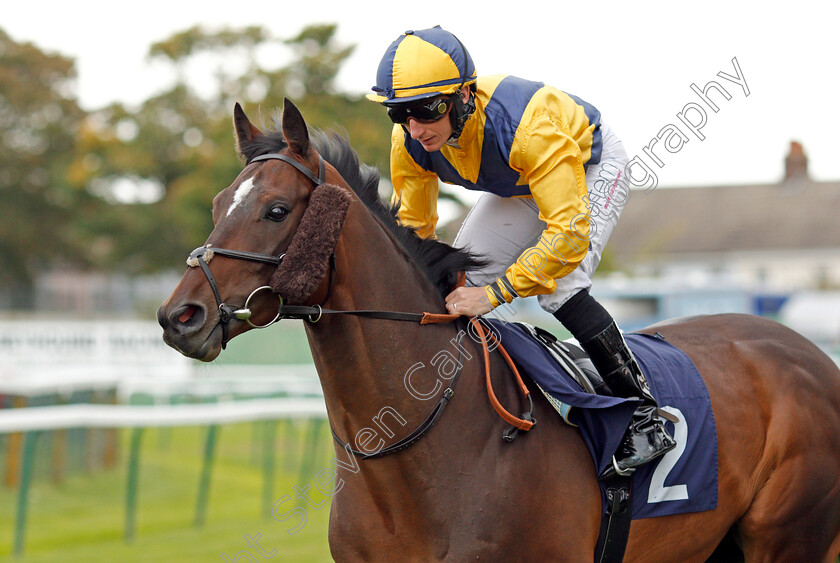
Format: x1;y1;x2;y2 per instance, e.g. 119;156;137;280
367;26;675;478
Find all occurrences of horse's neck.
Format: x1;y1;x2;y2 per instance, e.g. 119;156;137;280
305;202;458;436
303;203;562;545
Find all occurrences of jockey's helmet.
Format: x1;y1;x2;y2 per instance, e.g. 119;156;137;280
367;26;476;140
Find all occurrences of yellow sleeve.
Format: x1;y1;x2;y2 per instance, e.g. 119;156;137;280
389;125;440;239
486;94;592;306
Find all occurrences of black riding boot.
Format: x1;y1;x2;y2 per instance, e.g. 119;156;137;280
580;322;677;479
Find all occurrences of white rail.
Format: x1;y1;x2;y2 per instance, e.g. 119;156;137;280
0;398;327;433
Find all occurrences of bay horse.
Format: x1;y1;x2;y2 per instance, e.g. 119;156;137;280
158;99;840;562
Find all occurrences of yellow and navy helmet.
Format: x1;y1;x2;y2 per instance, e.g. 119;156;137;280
367;26;476;106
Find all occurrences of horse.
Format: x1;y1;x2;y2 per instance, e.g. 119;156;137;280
158;98;840;562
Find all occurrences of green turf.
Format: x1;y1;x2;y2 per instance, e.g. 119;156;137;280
0;422;335;562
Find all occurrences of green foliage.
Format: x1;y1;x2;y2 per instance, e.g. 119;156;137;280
285;24;355;97
0;23;394;301
0;28;93;305
148;25;270;63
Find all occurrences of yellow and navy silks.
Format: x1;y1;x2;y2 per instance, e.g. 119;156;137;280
390;74;603;307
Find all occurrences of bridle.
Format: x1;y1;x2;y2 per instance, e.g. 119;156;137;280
187;151;465;346
186;152;326;349
186;151;535;459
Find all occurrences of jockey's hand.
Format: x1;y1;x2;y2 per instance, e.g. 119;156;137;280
445;286;494;317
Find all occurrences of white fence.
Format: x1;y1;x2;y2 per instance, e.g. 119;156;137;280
0;319;323;401
0;319;190;396
0;398;326;433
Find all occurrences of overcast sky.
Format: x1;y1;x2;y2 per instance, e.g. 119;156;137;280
4;0;838;188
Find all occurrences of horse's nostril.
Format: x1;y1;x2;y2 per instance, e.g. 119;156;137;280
179;305;197;324
168;303;206;333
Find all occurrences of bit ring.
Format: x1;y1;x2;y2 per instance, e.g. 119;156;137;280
241;286;284;329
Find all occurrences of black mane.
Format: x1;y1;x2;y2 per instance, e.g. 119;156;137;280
237;124;484;297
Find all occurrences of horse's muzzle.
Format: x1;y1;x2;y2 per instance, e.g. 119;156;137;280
157;301;222;361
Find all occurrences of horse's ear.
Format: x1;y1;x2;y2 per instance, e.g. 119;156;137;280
281;98;310;156
233;102;263;154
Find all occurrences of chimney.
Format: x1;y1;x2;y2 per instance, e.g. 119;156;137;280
783;141;809;182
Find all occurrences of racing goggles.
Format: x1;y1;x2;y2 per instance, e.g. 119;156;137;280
386;95;454;125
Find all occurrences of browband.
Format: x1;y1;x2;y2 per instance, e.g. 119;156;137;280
250;152;325;186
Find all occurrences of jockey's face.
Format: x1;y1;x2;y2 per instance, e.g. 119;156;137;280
402;89;469;152
406;112;453;152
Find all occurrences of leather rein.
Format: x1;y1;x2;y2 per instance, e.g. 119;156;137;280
186;152;536;460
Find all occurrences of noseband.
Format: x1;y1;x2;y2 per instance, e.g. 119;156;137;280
186;152;326;349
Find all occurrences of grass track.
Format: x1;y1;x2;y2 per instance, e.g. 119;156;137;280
0;422;334;562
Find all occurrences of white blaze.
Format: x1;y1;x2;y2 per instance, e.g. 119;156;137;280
226;176;256;217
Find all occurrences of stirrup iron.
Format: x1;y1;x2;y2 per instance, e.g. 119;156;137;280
608;455;635;478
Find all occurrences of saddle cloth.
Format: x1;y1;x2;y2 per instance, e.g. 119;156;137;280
483;319;719;520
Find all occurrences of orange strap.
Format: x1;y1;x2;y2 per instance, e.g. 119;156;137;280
470;318;535;432
421;267;533;433
420;312;460;324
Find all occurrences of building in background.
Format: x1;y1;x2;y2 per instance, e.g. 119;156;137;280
609;141;840;291
600;141;839;348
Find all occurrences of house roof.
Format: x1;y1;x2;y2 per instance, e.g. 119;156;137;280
438;142;838;265
608;141;839;264
609;177;840;263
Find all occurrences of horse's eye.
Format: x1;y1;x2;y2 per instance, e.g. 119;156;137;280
266;205;289;222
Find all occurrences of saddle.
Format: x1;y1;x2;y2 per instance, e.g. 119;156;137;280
487;319;719;562
511;322;608;423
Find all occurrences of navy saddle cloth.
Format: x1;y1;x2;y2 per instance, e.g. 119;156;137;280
484;319;719;520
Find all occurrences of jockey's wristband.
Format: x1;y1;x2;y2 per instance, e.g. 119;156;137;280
486;277;518;307
497;276;519;301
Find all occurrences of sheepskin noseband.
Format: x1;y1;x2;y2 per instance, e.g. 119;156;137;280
270;183;352;304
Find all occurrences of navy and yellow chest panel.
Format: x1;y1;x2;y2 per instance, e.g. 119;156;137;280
403;76;602;198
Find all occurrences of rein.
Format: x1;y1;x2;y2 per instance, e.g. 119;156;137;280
187;151;535;460
330;316;536;460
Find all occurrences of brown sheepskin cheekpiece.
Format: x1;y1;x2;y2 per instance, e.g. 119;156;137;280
270;184;353;303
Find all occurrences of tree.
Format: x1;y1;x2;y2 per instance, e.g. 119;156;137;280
284;24;354;97
0;23;396;309
80;24;392;274
0;28;92;306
